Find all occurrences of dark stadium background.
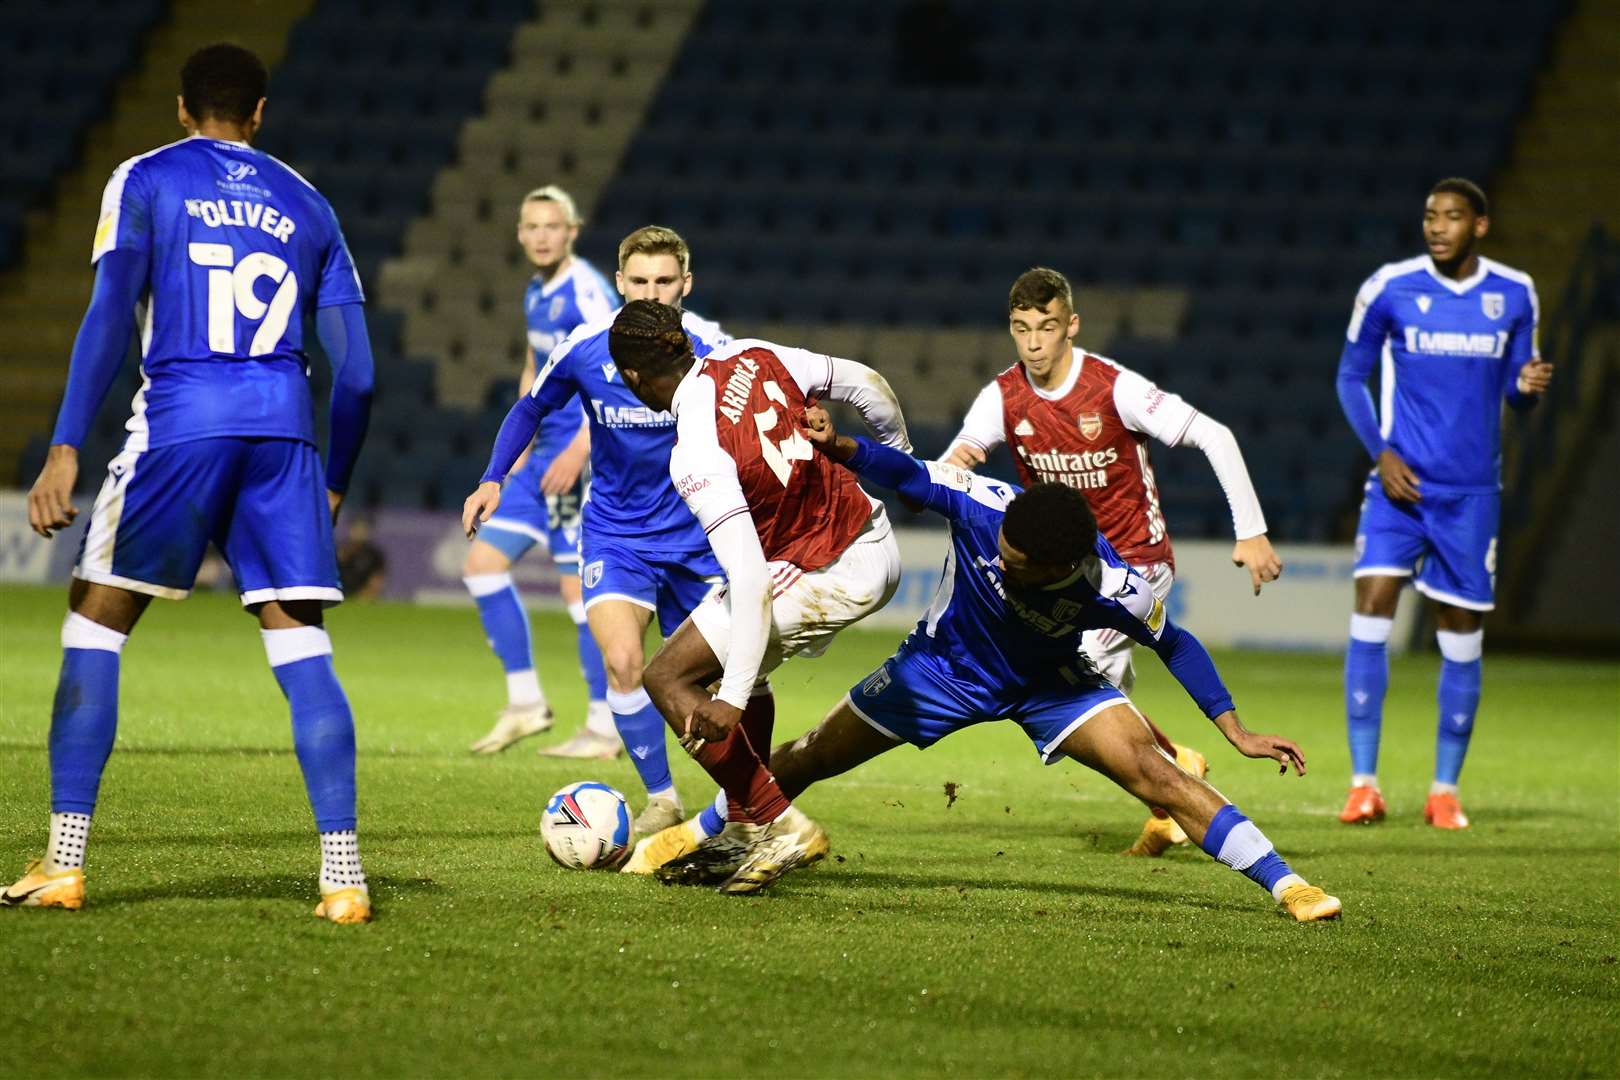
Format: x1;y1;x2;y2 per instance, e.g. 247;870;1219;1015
1;0;1614;649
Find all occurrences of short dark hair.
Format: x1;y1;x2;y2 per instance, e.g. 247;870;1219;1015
1429;177;1488;217
181;43;268;125
609;300;691;376
1008;267;1074;315
1002;483;1097;567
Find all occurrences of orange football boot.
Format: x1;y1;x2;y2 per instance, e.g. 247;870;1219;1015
1337;785;1386;824
1424;792;1470;829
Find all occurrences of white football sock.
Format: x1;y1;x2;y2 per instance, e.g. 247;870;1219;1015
585;700;617;740
1430;781;1459;796
1352;773;1379;789
44;812;92;874
1271;873;1307;901
319;830;368;892
505;670;544;709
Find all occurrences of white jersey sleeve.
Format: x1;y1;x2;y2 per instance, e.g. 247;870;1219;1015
768;342;912;452
1111;367;1200;446
949;381;1007;456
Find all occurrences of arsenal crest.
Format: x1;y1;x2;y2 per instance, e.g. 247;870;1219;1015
1077;412;1103;441
1481;292;1505;320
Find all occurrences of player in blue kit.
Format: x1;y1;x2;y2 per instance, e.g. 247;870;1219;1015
464;185;617;758
674;407;1341;920
464;226;729;836
4;45;376;922
1335;179;1552;830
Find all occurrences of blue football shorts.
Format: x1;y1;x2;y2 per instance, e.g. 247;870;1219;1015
480;452;585;573
74;436;340;606
844;641;1130;764
577;530;723;637
1353;478;1499;611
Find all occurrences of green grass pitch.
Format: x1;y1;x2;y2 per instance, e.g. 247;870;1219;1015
1;583;1615;1077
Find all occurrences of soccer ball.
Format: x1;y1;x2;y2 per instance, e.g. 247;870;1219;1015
541;781;632;870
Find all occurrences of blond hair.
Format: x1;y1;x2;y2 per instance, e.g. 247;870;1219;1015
617;224;690;274
519;184;582;225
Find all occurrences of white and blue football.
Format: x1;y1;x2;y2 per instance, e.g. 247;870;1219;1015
541;781;632;870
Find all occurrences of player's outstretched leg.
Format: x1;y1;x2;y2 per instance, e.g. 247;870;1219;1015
1428;623;1482;829
464;559;554;753
1059;704;1340;922
540;596;620;759
589;600;682;832
260;604;370;924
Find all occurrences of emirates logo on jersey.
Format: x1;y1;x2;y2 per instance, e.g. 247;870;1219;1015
1077;413;1103;441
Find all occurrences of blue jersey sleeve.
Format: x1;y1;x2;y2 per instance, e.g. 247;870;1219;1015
314;203;365;307
1336;274;1392;460
1150;621;1237;719
50;250;148;447
316;303;374;492
1501;283;1541;411
845;437;1016;522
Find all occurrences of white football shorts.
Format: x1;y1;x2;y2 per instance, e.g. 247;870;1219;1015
691;508;901;676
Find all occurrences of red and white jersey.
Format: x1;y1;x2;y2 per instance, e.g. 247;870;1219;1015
954;352;1199;569
670;340;881;573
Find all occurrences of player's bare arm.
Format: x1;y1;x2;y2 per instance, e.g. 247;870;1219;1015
27;444;80;539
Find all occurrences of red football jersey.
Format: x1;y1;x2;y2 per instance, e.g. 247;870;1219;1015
696;345;872;572
996;356;1174;568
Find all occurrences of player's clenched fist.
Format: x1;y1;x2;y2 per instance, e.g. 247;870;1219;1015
27;445;80;539
1516;358;1553;396
462;481;503;538
686;697;744;746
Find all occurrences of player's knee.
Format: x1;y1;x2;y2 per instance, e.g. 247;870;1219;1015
606;642;647;697
462;542;509;576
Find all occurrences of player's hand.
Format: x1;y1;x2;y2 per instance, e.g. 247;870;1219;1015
462;481;502;538
943;441;985;470
1376;448;1421;503
27;445;80;539
802;403;836;447
327;489;344;523
1227;727;1307;776
1231;534;1282;595
685;698;744;747
1516;359;1553;396
540;438;588;496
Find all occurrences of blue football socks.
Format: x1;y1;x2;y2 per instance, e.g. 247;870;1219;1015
49;613;127;816
1344;613;1393;785
1200;804;1299;899
1434;629;1483;789
264;627;357;832
465;572;543;706
606;686;675;799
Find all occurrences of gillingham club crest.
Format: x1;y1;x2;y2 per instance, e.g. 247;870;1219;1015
1077;412;1103;441
1482;292;1505;320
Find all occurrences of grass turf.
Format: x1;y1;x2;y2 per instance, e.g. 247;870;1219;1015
1;583;1616;1078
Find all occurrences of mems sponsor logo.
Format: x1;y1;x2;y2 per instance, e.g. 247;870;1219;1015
1402;327;1508;358
972;555;1079;638
589;400;674;427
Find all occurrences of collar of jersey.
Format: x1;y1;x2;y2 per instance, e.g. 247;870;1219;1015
1023;348;1085;401
536;257;581;297
1422;255;1490;296
188;133;251;148
1042;561;1090;591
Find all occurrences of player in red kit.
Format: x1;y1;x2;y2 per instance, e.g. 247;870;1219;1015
607;300;911;893
945;268;1282;856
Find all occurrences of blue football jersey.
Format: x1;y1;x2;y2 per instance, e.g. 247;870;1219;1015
91;135;364;450
1342;255;1538;493
531;308;730;548
522;258;613;463
905;460;1171;693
